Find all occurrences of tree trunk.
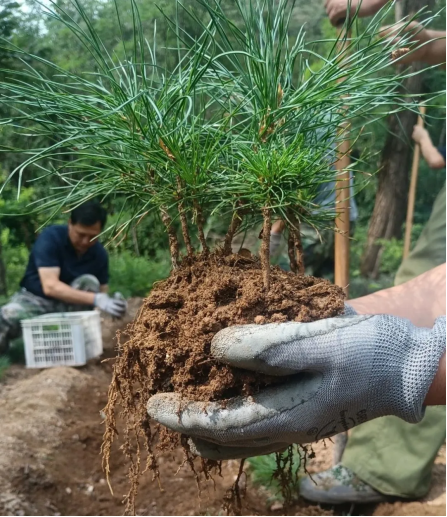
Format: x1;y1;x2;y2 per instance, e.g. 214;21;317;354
0;236;7;296
360;0;433;278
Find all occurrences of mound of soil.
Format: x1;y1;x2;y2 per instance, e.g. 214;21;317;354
104;251;345;514
112;251;344;403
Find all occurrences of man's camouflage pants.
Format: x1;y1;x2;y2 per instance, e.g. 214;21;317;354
0;274;100;354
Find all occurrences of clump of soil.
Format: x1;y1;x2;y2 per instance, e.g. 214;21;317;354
103;251;344;514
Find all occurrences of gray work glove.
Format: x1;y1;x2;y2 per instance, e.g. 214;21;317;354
94;293;127;318
147;314;446;460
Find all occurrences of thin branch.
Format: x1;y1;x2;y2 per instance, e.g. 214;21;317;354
193;199;209;255
287;230;298;274
223;211;242;255
260;207;272;292
287;212;305;275
160;206;179;269
177;178;194;258
131;226;140;256
178;201;193;258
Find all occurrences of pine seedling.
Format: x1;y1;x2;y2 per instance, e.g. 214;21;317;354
1;0;440;282
186;0;440;289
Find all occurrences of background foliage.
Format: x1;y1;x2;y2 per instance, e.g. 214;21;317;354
0;0;445;301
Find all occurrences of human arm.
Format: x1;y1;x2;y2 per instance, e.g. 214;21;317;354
147;266;446;459
38;268;126;316
325;0;391;27
411;126;446;169
349;264;446;406
39;267;95;305
350;264;446;406
382;22;446;67
349;263;446;327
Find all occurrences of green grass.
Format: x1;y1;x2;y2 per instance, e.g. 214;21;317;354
0;355;11;381
247;451;301;502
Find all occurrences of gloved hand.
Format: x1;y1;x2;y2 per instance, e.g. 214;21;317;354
94;293;127;318
147;314;446;460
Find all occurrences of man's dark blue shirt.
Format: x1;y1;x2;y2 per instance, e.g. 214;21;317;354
20;225;109;299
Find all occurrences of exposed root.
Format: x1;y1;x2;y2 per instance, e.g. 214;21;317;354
223;459;246;516
272;446;299;509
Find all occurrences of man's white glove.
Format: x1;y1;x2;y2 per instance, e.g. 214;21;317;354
94;293;127;317
147;314;446;460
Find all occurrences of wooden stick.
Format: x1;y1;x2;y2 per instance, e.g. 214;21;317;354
403;104;426;260
332;26;352;467
334;28;351;297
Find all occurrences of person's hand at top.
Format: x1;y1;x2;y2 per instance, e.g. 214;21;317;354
381;21;446;67
325;0;390;27
147;313;446;460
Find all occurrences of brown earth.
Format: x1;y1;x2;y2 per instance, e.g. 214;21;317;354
104;252;345;513
109;251;344;402
0;298;444;516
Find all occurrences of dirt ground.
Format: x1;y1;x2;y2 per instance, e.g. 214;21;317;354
0;299;444;517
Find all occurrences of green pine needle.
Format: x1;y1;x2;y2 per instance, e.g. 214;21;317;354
0;0;442;246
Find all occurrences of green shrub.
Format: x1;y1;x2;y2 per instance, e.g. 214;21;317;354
1;228;29;296
348;222;426;299
108;250;171;298
8;337;25;364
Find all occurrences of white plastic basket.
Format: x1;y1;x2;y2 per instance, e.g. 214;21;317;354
21;311;103;368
